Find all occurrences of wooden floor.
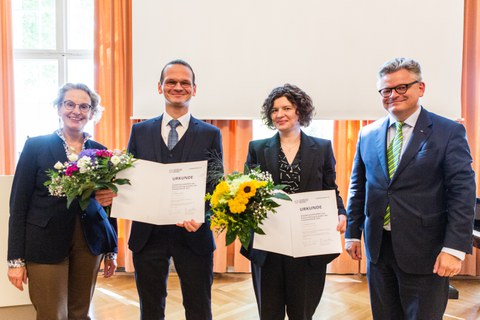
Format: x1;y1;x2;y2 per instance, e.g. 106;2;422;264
1;273;480;320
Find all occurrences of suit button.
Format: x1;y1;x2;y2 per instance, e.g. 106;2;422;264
169;154;174;158
388;191;392;195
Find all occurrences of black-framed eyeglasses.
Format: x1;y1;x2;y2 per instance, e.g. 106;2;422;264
63;100;92;112
163;80;193;89
378;80;419;97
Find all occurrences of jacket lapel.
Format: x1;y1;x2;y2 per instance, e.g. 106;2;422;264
264;133;280;183
376;117;390;182
181;117;199;161
393;108;432;180
49;134;68;163
299;132;316;191
151;116;164;162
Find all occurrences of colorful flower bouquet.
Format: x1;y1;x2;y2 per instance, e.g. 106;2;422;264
205;167;291;249
44;149;136;211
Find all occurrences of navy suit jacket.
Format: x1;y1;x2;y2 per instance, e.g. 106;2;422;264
241;132;346;267
8;133;118;263
345;107;476;274
127;115;223;255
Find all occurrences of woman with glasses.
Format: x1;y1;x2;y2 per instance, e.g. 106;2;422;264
241;84;347;320
7;83;117;320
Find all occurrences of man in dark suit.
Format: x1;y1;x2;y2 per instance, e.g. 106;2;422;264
345;57;476;319
127;60;223;320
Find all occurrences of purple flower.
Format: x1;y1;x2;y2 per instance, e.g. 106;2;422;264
78;149;98;159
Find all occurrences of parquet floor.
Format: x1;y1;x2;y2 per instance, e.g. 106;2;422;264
1;273;480;319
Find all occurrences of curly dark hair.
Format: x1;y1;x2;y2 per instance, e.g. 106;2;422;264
261;84;315;129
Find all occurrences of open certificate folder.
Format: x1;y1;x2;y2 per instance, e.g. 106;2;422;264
253;190;342;257
111;159;207;225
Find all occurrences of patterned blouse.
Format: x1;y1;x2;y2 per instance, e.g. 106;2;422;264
278;146;301;194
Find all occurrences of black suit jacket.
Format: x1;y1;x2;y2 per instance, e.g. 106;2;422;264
241;132;346;267
127;115;223;255
346;107;476;274
8;133;118;263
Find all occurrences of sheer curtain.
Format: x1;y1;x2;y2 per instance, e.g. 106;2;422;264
0;0;15;175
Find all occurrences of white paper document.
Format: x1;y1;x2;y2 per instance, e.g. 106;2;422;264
111;159;207;225
253;190;342;257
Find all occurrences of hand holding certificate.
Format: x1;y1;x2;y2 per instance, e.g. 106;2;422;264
111;159;207;225
253;190;342;257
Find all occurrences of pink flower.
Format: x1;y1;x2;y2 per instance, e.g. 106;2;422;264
95;150;113;158
65;164;79;176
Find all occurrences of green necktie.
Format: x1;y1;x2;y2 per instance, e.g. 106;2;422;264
384;121;404;226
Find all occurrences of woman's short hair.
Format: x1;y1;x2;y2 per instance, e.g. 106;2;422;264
261;83;315;129
53;83;103;122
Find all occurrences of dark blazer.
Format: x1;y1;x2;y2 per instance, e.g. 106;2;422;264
242;131;346;267
8;133;118;263
127;115;223;256
345;107;476;274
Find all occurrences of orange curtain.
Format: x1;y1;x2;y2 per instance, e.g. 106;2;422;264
0;0;15;175
94;0;134;271
209;120;252;273
328;120;363;274
460;0;480;276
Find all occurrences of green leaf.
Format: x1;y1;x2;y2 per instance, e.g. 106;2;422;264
273;192;291;201
255;227;266;235
114;178;131;185
66;195;75;208
81;189;94;201
225;229;237;247
79;198;90;211
240;235;251;250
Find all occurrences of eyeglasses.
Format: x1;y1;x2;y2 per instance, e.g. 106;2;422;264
378;81;419;97
63;100;92;112
163;80;193;89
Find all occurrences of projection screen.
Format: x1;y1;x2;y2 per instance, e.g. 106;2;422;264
132;0;464;120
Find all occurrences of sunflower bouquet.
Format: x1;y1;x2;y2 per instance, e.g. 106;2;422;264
205;167;291;249
44;149;136;211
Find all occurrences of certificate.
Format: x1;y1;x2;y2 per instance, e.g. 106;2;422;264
111;159;207;225
253;190;342;257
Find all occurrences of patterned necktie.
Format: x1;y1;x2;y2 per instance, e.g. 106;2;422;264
167;119;180;150
384;121;404;226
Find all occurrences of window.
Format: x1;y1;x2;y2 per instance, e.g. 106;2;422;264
12;0;94;158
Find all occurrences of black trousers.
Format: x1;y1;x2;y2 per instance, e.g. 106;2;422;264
133;227;213;320
251;252;327;320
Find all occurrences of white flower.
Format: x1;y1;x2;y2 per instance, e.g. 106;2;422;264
110;155;121;165
68;153;78;162
54;161;64;170
76;156;92;174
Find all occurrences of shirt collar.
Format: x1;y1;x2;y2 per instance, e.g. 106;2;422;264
163;112;191;128
388;106;422;128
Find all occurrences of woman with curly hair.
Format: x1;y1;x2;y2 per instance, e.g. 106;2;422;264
242;84;347;320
